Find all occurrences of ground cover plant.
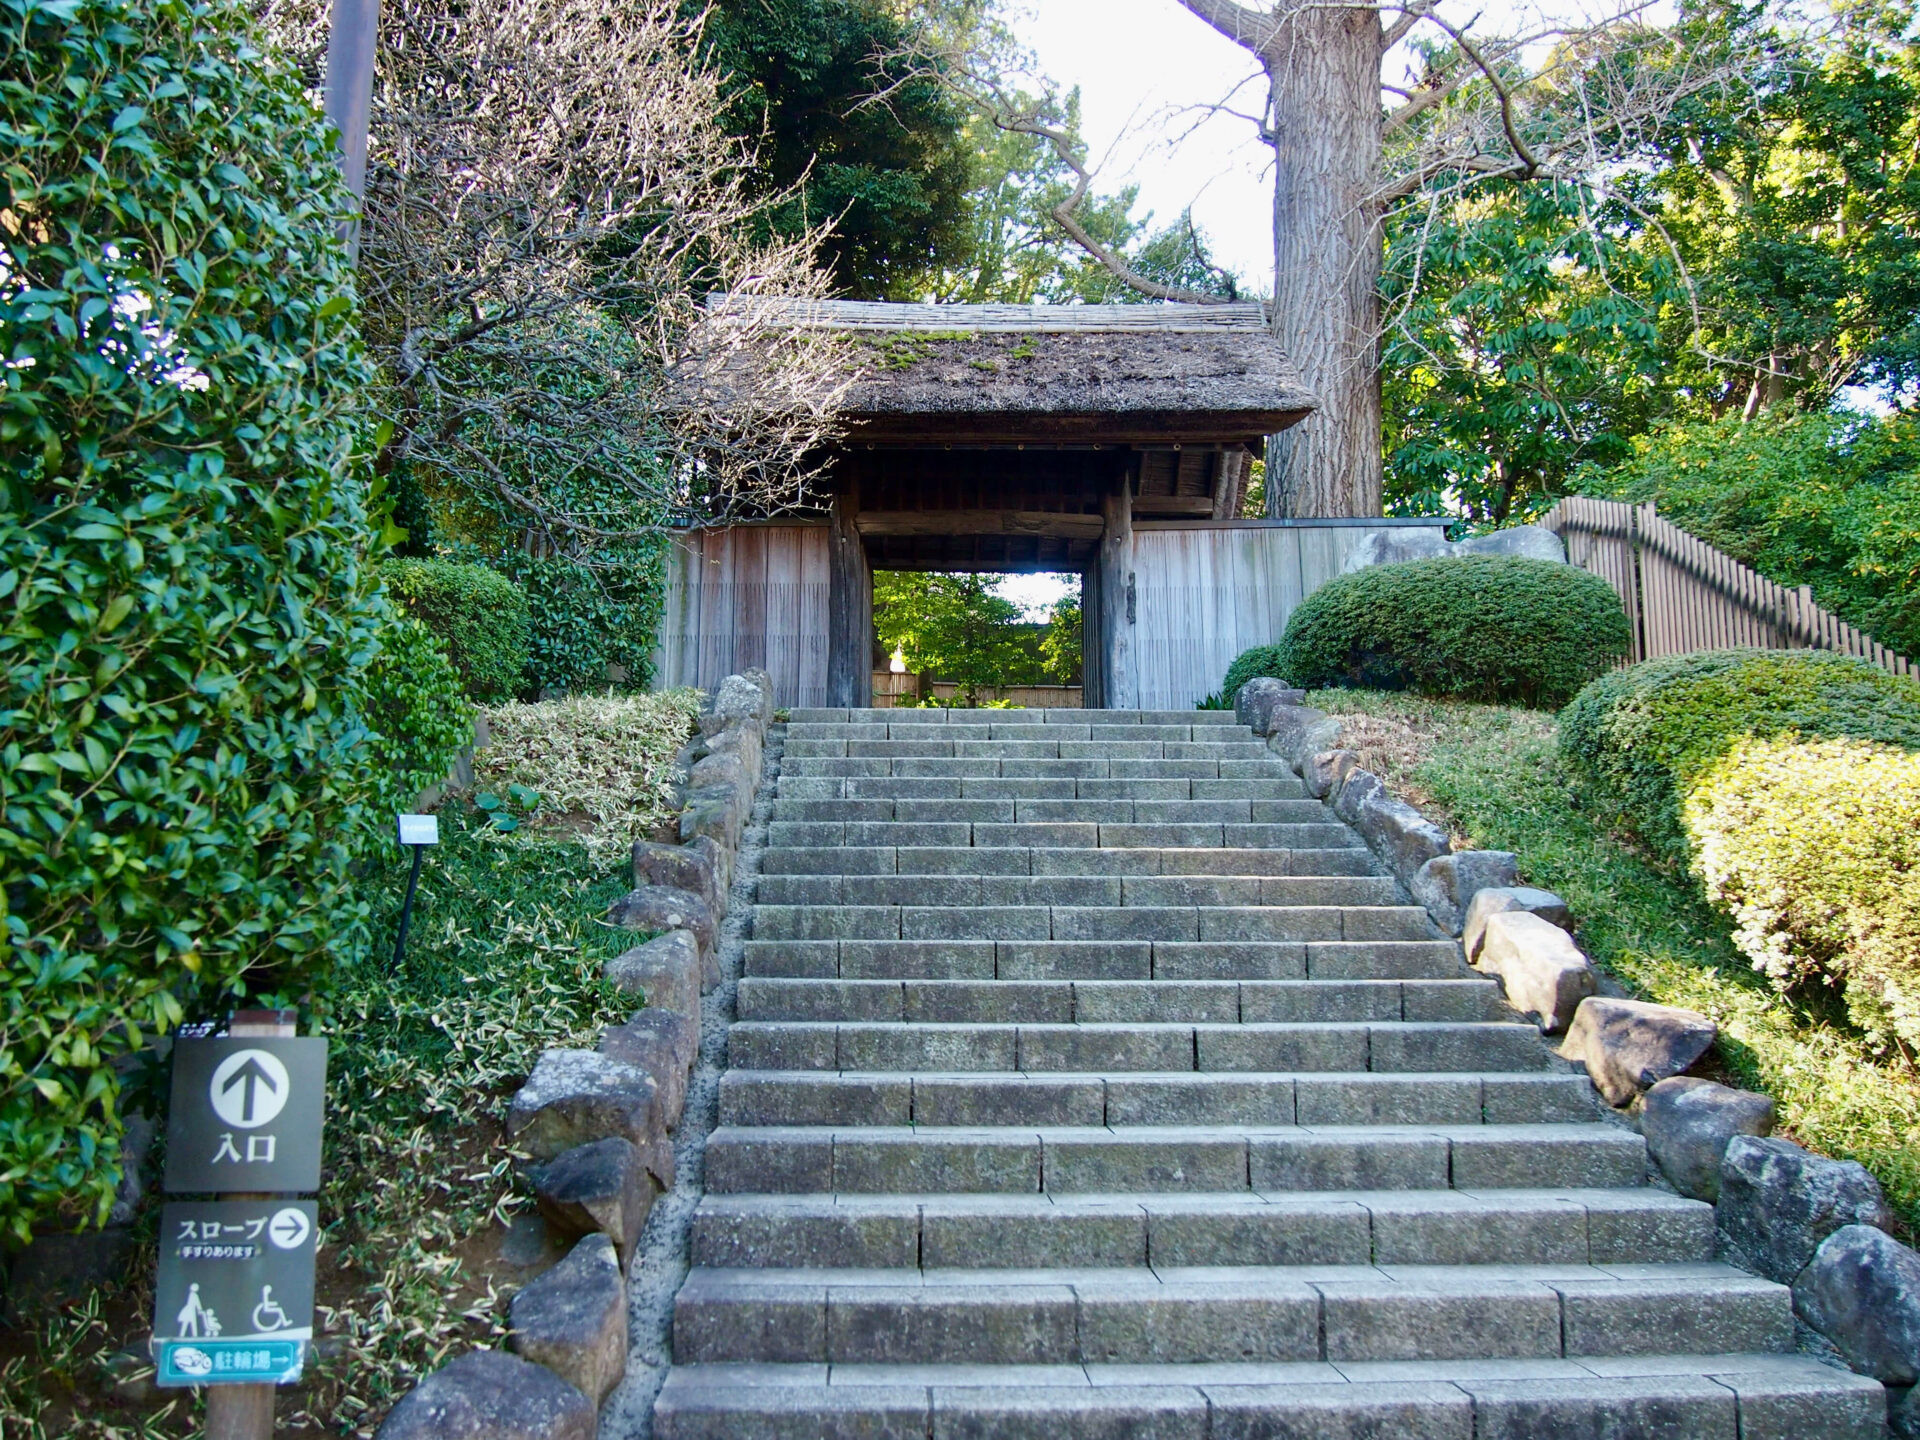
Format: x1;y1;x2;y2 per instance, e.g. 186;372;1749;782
1310;688;1920;1231
0;692;699;1437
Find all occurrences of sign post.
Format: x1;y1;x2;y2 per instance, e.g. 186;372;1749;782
158;1011;327;1440
393;813;439;970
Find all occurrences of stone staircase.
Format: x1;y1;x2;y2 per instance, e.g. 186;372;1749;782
653;709;1882;1438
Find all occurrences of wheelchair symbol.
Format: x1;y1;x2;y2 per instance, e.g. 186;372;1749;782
251;1285;290;1333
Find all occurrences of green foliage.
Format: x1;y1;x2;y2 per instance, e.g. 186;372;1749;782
357;620;475;816
384;560;531;703
1687;736;1920;1053
1275;557;1629;706
1317;687;1920;1231
1582;410;1920;658
1038;592;1082;685
0;0;388;1240
1223;645;1289;704
874;571;1030;705
702;0;974;299
1558;648;1920;869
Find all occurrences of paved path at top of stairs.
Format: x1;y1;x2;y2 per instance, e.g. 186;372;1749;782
653;708;1883;1439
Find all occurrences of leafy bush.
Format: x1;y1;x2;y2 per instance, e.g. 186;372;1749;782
385;560;531;702
1223;645;1288;704
1273;556;1630;706
1585;411;1920;658
358;621;475;815
459;544;668;695
1687;737;1920;1051
0;0;391;1240
1559;649;1920;868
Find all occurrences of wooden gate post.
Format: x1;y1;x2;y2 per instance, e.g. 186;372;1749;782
828;488;872;708
1098;477;1135;710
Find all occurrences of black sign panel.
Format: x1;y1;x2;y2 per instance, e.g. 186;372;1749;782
163;1037;328;1194
152;1200;317;1386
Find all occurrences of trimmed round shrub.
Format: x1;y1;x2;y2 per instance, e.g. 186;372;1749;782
384;559;531;702
1223;645;1288;704
1559;649;1920;869
1272;556;1630;706
1686;736;1920;1051
0;0;466;1240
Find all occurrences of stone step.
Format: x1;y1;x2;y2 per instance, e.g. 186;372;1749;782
726;1021;1557;1074
765;820;1366;851
776;776;1308;802
759;844;1383;878
718;1070;1594;1128
783;756;1298;779
790;708;1248;725
750;904;1437;944
652;1354;1885;1440
688;1188;1714;1270
736;977;1502;1024
741;939;1471;982
702;1123;1646;1195
771;797;1334;825
668;1262;1790;1367
785;738;1271;760
786;724;1248;744
753;874;1402;909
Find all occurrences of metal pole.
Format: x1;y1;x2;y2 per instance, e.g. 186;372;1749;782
203;1011;296;1440
392;843;424;971
322;0;381;258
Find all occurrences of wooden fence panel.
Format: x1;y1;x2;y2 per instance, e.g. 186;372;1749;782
1542;498;1912;678
651;525;831;707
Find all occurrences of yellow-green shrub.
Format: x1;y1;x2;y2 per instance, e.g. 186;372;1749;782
1686;736;1920;1050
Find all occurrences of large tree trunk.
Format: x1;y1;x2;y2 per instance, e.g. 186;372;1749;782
1260;5;1384;518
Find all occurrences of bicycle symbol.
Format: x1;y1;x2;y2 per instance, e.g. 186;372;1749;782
251;1285;290;1333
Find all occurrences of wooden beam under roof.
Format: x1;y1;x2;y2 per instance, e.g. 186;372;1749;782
856;509;1106;540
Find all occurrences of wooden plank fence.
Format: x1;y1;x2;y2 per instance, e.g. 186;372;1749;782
1542;496;1912;677
651;525;833;707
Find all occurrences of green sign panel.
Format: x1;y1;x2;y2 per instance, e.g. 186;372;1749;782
152;1200;316;1388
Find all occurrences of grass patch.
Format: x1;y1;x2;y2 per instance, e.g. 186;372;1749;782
0;694;697;1437
1313;688;1920;1231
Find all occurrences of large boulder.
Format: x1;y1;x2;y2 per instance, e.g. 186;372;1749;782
1639;1077;1775;1202
507;1050;663;1168
701;720;763;794
1234;678;1306;736
685;834;733;913
1718;1135;1896;1283
1793;1224;1920;1385
679;783;746;851
604;929;703;1016
1332;768;1384;827
374;1349;593;1440
599;1011;691;1131
699;673;771;735
534;1138;653;1273
1353;789;1451;885
1301;749;1360;801
607;1004;698;1076
1341;527;1449;573
1474;910;1595;1033
1463;886;1573;964
509;1234;628;1406
630;840;720;916
1410;850;1520;936
1452;524;1567;564
687;749;748;804
1268;709;1343;770
1557;996;1716;1107
607;885;716;961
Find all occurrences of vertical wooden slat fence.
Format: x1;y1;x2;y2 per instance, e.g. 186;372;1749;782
1542;496;1912;677
651;525;833;706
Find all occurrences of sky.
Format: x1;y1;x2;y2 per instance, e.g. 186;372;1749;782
1014;0;1276;291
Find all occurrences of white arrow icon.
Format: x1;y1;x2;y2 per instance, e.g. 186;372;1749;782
208;1049;290;1129
268;1207;311;1250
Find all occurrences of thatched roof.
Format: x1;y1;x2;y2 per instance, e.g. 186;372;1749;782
725;298;1316;447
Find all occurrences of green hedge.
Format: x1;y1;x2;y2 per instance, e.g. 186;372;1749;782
0;0;453;1241
359;621;475;812
1686;736;1920;1052
1271;556;1630;707
1559;648;1920;869
1223;645;1288;704
385;559;531;703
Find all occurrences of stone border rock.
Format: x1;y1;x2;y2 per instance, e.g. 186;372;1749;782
1246;686;1920;1422
374;671;775;1439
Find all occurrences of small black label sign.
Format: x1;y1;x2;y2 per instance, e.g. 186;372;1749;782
163;1037;328;1194
152;1199;317;1386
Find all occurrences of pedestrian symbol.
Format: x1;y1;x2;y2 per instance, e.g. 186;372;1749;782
175;1282;221;1339
209;1049;290;1129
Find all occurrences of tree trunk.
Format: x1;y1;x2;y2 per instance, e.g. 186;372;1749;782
1258;5;1384;518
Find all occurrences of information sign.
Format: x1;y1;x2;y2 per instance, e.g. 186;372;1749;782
152;1199;317;1387
163;1037;328;1194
